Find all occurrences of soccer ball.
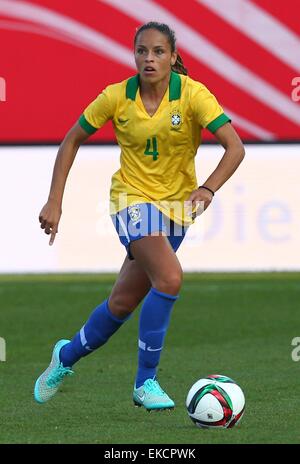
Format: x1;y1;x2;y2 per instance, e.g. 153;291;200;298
186;374;245;429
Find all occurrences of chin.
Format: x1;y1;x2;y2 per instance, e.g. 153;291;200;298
141;73;167;84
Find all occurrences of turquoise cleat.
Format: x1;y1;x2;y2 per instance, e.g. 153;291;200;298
133;378;175;411
34;339;74;404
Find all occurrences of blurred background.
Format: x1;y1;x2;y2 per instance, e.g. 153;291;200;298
1;0;300;272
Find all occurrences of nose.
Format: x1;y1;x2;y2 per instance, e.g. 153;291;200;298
145;51;154;62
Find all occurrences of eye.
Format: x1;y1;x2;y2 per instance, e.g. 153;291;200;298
136;48;145;55
156;49;164;55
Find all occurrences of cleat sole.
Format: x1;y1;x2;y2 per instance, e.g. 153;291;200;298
133;400;175;412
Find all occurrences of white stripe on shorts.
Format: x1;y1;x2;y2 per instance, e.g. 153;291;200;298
117;213;130;242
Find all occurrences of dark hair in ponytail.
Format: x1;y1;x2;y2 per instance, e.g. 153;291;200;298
171;52;188;76
134;21;188;76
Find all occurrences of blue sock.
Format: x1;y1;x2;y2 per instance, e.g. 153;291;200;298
60;299;130;367
135;287;178;388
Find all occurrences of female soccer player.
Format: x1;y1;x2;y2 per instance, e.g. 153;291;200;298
34;22;245;410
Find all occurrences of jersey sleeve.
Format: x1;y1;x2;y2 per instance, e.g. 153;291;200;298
78;86;116;135
191;85;231;133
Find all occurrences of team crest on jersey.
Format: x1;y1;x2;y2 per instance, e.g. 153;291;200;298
170;110;182;129
128;204;141;225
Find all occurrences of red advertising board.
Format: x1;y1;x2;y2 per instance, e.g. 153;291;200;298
1;0;300;143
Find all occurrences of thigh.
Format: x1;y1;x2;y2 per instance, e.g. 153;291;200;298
129;234;182;292
165;217;188;253
108;256;151;316
111;203;167;261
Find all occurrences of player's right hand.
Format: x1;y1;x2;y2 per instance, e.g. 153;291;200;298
39;199;62;246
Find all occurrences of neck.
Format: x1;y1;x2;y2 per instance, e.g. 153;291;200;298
139;72;171;100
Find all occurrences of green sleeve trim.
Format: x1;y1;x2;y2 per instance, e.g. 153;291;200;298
206;113;231;133
78;114;98;134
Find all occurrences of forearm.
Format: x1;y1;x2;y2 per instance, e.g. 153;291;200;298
202;144;245;192
48;137;81;206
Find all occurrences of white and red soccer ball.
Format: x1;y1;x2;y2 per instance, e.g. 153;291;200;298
186;374;245;429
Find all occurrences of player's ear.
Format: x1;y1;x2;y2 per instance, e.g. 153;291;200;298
171;52;177;67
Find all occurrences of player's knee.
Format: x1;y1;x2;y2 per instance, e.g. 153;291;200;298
155;269;182;296
108;293;140;319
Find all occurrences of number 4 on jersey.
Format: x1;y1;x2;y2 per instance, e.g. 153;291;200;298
144;137;159;161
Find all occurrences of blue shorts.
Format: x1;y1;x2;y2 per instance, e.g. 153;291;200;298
111;203;188;260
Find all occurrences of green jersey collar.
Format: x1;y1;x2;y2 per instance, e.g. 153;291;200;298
169;71;181;101
126;74;139;100
126;71;181;101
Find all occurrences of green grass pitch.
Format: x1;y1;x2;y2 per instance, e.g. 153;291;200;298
0;272;299;444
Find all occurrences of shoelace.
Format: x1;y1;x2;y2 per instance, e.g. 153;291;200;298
47;364;74;388
143;379;165;396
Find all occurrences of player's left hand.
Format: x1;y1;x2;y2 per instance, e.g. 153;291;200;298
186;187;214;218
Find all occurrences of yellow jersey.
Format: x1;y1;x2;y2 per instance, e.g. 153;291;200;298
79;72;230;225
